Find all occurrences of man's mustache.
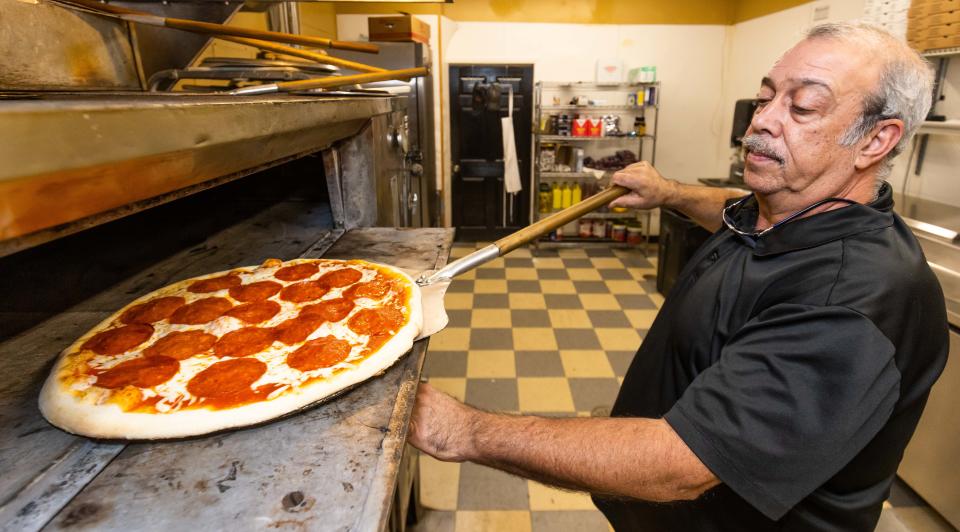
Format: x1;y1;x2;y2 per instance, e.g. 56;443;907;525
742;134;786;165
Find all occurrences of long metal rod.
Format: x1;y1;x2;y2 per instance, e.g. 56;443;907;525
229;67;429;95
218;36;386;73
55;0;379;54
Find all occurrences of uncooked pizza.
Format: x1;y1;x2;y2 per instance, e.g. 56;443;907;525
39;258;422;439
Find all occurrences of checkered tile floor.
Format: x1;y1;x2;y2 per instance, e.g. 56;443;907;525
413;242;660;532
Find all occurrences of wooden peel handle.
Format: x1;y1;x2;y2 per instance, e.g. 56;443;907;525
495;185;630;254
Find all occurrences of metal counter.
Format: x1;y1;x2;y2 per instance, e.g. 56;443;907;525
0;205;453;530
893;193;960;529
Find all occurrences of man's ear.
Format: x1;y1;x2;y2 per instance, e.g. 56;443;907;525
854;119;904;171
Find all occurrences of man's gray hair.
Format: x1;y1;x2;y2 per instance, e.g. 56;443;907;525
806;22;934;177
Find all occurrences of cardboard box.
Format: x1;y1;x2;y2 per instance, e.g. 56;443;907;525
910;0;960;17
922;33;960;49
912;22;960;38
368;15;430;44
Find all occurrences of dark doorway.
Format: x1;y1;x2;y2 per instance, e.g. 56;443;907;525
449;64;533;241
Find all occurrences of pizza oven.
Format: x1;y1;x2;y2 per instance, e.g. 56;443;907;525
0;2;450;530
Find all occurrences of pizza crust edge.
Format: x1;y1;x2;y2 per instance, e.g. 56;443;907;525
38;260;423;440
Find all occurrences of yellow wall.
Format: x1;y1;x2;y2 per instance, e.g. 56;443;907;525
299;4;339;39
732;0;811;22
331;0;812;25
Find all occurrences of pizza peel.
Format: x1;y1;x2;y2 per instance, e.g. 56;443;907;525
413;185;629;340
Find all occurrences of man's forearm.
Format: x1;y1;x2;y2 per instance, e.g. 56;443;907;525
664;180;748;232
464;412;719;502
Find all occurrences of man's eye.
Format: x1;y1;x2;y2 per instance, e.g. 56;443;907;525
792;105;814;114
756;98;772;107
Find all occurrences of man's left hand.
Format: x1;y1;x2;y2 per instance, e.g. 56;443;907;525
407;382;480;462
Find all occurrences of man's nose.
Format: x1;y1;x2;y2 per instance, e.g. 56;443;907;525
749;99;784;138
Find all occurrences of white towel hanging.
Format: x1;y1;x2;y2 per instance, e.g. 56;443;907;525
501;84;523;195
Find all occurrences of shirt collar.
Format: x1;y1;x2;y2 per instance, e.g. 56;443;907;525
725;181;895;256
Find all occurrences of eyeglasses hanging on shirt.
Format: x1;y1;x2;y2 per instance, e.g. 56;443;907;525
722;195;860;246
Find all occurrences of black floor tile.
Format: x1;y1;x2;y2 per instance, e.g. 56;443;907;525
474;294;510;308
587;310;632;328
511;309;552;327
544;294;582;309
597;268;633;280
554;329;602;350
614;294;657;309
458;462;529;510
507;280;542;293
448;279;475;293
538;269;570;280
423;351;468;378
465;378;519;411
573;281;609;294
505;257;534;268
568;378;622;412
446;309;472;328
470;328;514;349
606;351;635;376
585;248;616;257
562;258;593;268
515;351;565;377
476;269;506;279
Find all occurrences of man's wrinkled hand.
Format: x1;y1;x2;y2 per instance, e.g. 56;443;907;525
407;382;481;462
609;161;677;210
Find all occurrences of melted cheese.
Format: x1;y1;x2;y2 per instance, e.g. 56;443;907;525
69;260;407;413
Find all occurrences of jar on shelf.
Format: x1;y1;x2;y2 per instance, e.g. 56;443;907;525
592;219;606;239
578;219;593;238
626;224;643;246
612;222;627;242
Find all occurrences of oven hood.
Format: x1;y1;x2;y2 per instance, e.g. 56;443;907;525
0;92;405;256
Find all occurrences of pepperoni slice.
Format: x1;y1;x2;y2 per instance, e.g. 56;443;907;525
169;297;233;325
279;280;328;303
275;263;319;282
273;315;325;345
228;281;282;302
187;358;267;400
188;274;242;293
287;336;352;372
213;327;275;358
82;324;154;355
347;307;404;336
300;298;355;323
95;356;179;389
119;296;185;325
317;268;362;289
345;278;393;300
144;330;217;360
224;300;281;324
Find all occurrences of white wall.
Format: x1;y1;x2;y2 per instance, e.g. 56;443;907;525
442;22;729;227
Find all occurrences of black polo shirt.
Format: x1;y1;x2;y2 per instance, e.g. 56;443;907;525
594;182;949;531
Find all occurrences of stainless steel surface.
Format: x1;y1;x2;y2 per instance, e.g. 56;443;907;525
0;93;404;254
0;223;453;531
0;0;141;90
336;43;437;227
115;2;240;85
898;330;960;529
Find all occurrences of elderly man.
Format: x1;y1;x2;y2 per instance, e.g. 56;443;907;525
409;22;949;530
